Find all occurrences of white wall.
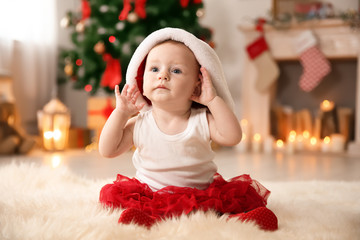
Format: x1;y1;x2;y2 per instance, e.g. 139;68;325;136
200;0;272;118
57;0;88;127
57;0;358;127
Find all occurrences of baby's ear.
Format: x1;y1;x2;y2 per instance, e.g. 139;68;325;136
192;80;201;97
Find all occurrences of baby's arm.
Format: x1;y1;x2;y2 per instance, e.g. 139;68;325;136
99;84;145;158
191;67;242;146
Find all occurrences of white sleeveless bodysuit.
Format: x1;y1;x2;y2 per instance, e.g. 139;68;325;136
132;108;217;191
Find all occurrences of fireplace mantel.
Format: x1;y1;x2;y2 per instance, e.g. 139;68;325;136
239;19;360;155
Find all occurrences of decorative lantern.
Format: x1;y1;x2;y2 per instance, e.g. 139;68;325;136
37;98;71;151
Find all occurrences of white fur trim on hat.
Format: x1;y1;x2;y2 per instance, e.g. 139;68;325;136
126;27;234;112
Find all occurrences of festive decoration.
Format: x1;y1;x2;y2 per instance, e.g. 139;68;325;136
68;127;93;148
246;36;279;93
101;54;122;89
87;97;115;129
295;30;331;92
94;41;105;54
127;12;139;23
0;76;36;155
75;21;85;33
119;0;147;21
64;64;73;76
180;0;202;8
60;15;71;28
59;0;212;95
196;8;205;18
259;6;359;31
81;0;91;20
37;99;71;151
293;2;334;20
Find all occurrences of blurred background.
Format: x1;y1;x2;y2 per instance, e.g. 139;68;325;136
0;0;359;155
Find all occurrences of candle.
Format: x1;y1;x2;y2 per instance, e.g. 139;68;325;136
240;119;251;138
287;131;296;154
252;133;262;153
289;130;297;140
302;130;311;150
296;135;305;151
276;139;284;152
320;100;335;112
331;134;345;153
302;130;310;140
236;133;249;153
264;136;275;154
321;136;331;153
308;137;319;151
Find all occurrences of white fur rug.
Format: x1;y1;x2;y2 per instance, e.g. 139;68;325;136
0;163;359;240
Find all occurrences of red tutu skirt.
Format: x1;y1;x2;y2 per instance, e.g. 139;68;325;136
99;173;270;220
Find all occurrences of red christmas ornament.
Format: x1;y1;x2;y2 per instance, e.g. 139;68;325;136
109;36;116;43
76;59;83;66
101;54;122;90
84;84;92;92
81;0;91;21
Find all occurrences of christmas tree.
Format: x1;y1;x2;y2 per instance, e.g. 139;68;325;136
59;0;213;95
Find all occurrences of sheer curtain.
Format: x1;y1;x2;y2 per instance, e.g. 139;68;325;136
0;0;58;134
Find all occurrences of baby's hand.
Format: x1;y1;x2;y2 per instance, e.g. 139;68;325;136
114;84;145;116
191;67;217;106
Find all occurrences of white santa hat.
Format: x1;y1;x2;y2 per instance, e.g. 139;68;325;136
126;27;234;112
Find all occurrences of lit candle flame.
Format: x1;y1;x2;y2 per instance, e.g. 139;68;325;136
310;137;317;145
53;129;62;140
302;131;310;139
289;131;296;142
320;100;335;112
253;133;261;142
276;139;284;148
44;131;53;139
240;119;248;126
323;136;331;144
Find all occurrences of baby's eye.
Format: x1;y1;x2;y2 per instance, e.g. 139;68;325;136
150;67;159;72
172;68;182;74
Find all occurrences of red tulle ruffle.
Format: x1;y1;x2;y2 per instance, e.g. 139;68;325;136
99;173;270;220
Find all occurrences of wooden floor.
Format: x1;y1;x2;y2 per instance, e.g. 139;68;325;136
1;147;359;182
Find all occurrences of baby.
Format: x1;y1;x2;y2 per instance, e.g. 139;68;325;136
99;28;278;231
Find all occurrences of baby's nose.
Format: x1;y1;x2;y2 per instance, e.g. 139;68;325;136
158;72;169;81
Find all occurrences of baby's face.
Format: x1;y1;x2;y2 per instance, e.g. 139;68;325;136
143;41;200;108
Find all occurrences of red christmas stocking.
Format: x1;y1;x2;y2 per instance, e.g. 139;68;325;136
296;30;331;92
246;36;279;93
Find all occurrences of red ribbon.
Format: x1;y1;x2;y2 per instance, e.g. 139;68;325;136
88;98;114;119
119;0;132;21
180;0;202;8
101;54;122;90
81;0;91;20
135;0;147;19
119;0;147;21
255;18;266;33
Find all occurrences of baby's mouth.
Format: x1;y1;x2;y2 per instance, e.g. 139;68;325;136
156;85;168;90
